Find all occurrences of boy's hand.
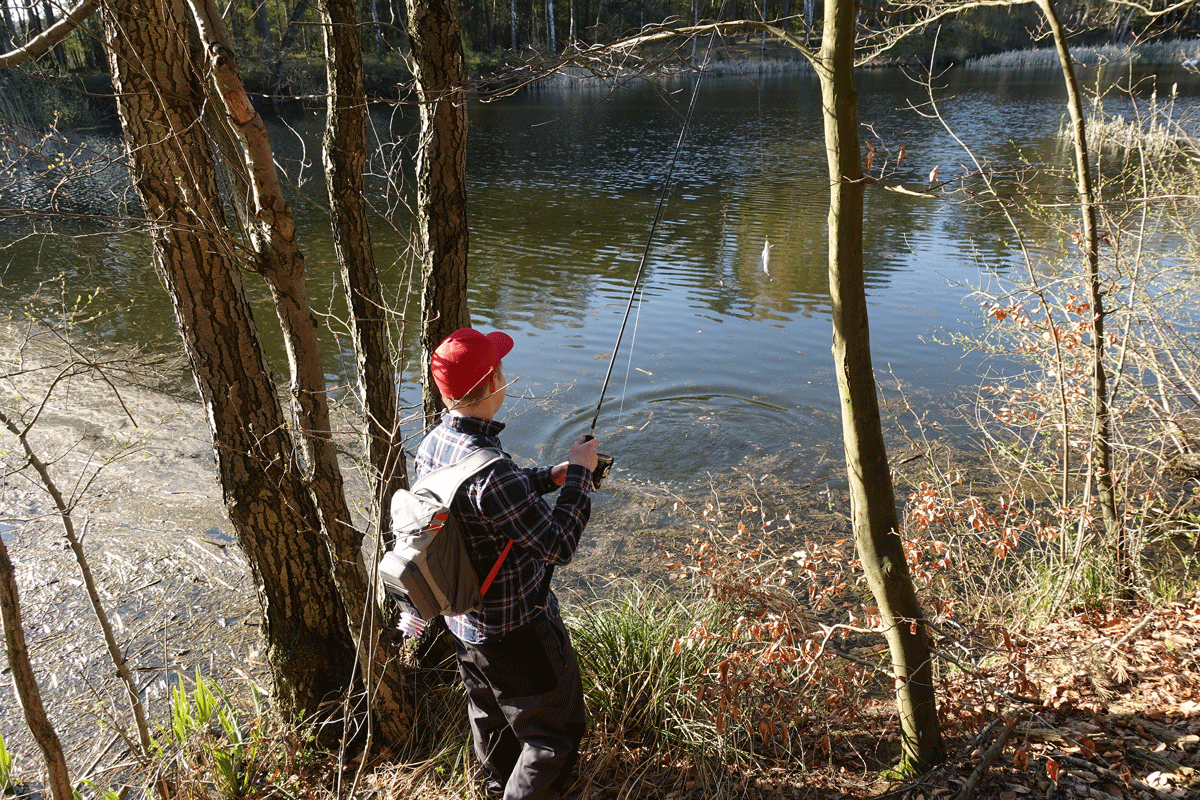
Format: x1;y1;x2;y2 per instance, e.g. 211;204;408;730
567;434;600;473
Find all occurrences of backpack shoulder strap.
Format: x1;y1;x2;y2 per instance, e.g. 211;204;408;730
412;447;512;600
412;447;506;504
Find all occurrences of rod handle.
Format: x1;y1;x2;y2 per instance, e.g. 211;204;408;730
583;434;614;490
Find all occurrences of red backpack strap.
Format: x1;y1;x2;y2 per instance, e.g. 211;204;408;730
479;539;513;597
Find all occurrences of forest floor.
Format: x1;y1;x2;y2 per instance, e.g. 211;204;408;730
2;322;1199;798
796;593;1200;800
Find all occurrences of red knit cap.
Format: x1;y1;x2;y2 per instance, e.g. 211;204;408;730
431;328;514;399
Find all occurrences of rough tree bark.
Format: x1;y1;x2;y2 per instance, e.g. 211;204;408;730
319;0;408;537
407;0;471;426
817;0;946;773
99;0;361;721
189;0;415;739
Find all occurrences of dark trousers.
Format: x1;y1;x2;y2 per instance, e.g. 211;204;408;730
453;610;586;800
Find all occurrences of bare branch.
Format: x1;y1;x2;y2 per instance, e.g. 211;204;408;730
1105;0;1198;20
0;0;98;69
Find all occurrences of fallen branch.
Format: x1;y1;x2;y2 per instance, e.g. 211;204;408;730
957;713;1022;800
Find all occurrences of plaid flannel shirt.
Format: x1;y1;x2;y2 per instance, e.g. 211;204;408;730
414;413;592;644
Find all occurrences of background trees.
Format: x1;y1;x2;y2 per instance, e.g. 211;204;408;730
4;0;1199;93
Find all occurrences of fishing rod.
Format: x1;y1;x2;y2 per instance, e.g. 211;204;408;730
586;44;715;489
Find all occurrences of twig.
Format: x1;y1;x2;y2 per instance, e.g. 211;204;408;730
1103;610;1155;662
1058;754;1179;800
957;713;1022;800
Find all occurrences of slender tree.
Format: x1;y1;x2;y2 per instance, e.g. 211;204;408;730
816;0;946;772
319;0;408;547
1036;0;1126;588
256;0;274;52
601;14;946;770
0;534;71;800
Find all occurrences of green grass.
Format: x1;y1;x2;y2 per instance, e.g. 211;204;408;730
571;584;743;766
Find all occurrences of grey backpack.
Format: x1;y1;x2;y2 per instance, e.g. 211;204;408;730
377;448;510;620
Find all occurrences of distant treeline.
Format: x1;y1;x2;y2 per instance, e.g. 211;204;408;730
2;0;1200;100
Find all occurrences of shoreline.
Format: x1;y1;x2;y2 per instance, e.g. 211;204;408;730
0;318;745;773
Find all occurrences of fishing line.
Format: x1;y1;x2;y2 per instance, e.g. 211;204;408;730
587;29;722;443
614;279;648;429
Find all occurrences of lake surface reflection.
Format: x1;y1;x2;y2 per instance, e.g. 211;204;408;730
3;64;1199;499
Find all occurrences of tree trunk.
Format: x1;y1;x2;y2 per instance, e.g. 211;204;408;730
188;0;416;740
99;0;360;722
407;0;471;426
256;0;273;52
509;0;516;48
271;0;314;95
369;0;386;52
0;1;15;50
316;0;420;742
483;0;493;50
0;537;72;800
817;0;945;774
545;0;554;50
320;0;408;536
1037;0;1125;585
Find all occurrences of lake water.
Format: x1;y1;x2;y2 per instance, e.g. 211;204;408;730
3;63;1199;500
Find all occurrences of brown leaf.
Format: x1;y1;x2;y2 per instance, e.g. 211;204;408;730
1013;742;1030;771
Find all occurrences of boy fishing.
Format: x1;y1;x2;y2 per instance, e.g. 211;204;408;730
414;327;599;800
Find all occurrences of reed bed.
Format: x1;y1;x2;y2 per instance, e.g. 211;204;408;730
966;38;1200;69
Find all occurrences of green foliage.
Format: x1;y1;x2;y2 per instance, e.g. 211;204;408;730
162;678;198;748
362;54;414;96
573;586;725;754
0;70;93;131
151;672;275;799
0;734;17;795
74;779;123;800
